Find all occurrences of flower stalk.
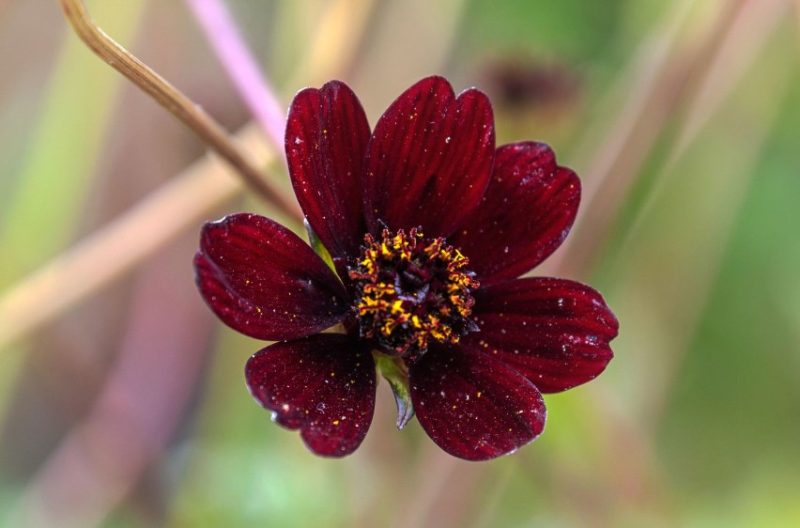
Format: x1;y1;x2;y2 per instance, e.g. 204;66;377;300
57;0;301;221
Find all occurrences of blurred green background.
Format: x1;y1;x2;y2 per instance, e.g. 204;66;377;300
1;0;799;526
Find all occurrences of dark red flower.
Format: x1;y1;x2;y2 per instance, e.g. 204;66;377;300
194;77;618;460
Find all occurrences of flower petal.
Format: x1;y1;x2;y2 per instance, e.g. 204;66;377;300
363;76;495;237
286;81;371;267
452;142;580;286
410;347;546;461
464;278;617;393
194;213;348;341
245;334;376;457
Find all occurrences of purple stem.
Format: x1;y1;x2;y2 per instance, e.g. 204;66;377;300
185;0;286;149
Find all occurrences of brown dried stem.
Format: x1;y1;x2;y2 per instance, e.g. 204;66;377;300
0;124;268;349
57;0;301;221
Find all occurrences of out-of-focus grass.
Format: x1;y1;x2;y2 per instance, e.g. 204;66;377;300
0;1;147;519
0;1;146;285
461;0;628;61
662;66;800;504
0;0;146;473
1;0;799;526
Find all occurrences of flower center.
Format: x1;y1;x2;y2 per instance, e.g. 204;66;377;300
348;228;479;357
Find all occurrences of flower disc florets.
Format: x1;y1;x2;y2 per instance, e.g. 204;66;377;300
349;228;479;357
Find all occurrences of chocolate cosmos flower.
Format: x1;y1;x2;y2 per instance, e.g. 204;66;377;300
194;76;618;461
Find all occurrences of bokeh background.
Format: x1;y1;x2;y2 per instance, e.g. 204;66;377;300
1;0;799;526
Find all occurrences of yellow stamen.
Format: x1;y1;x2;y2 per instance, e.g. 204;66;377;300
349;228;479;355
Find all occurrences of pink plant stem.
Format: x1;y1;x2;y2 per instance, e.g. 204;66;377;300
186;0;286;149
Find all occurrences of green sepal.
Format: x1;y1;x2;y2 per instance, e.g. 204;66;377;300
373;352;414;430
304;219;336;273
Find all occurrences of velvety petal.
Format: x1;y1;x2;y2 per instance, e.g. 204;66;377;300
464;278;617;393
363;76;495;238
452;142;580;286
410;347;546;461
286;81;371;267
194;213;348;341
245;334;376;457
